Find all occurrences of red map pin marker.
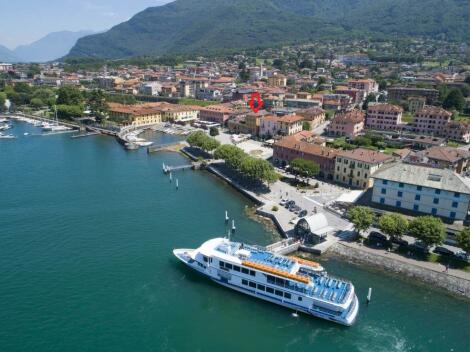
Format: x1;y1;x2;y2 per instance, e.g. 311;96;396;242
249;92;264;113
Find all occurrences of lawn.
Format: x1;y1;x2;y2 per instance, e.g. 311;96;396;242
402;112;414;123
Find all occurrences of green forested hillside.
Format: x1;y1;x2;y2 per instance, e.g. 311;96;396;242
68;0;470;59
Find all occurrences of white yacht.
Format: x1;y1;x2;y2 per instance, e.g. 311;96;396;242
174;238;359;326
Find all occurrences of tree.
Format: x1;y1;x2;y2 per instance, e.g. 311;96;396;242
272;59;285;71
302;121;311;131
56;104;84;120
379;213;409;239
240;156;278;184
214;144;246;170
0;92;6;111
408;216;446;247
289;158;320;182
209;126;219;136
348;206;375;236
186;131;220;152
87;89;108;121
362;93;377;110
33;88;56;106
57;86;83;106
443;89;465;111
456;228;470;253
30;98;44;109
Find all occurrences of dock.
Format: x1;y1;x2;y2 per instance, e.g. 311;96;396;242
147;141;187;153
71;132;100;139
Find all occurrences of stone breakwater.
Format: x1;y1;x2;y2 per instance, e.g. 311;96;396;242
330;242;470;299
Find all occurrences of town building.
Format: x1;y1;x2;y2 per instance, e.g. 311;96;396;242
107;103;163;126
259;115;280;138
139;82;162;96
267;73;287;87
273;135;338;179
387;87;439;104
199;104;233;124
365;103;403;131
277;114;304;136
442;121;470;143
407;146;470;174
410;106;452;135
372;163;470;220
327;110;365;138
347;79;379;98
0;63;13;72
334;148;393;188
296;108;326;129
407;96;426;114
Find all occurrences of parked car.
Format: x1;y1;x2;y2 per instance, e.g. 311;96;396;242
280;199;287;206
368;231;388;243
434;246;455;256
285;200;295;208
408;242;429;254
455;250;469;261
390;237;409;247
299;210;308;218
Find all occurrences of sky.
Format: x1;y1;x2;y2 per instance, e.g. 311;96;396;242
0;0;172;49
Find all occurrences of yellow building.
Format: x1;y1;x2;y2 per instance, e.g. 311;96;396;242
108;103;163;127
267;74;287;87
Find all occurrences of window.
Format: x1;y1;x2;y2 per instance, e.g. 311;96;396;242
417;186;422;191
435;189;441;195
455;192;461;198
242;279;248;286
249;270;255;276
233;265;240;272
381;188;386;195
275;290;283;297
257;284;265;291
432;208;437;215
241;268;249;274
203;256;208;262
266;287;274;294
383;180;388;185
249;281;256;288
415;194;421;201
399;183;404;188
452;201;458;208
225;263;232;270
284;292;292;299
433;198;439;204
396;201;401;207
413;204;419;211
298;297;303;301
398;191;403;197
219;261;225;268
450;212;456;218
380;198;385;204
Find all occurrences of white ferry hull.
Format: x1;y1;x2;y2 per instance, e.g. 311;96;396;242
173;248;358;326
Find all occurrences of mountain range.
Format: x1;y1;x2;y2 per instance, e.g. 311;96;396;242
68;0;470;59
0;30;94;63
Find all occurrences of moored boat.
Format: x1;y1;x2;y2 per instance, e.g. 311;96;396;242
174;238;359;326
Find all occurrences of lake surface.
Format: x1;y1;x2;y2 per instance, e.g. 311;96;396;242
1;121;469;352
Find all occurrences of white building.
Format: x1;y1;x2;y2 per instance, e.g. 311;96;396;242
0;63;13;72
372;163;470;220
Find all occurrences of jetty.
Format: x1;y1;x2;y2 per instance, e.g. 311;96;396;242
147;141;187;153
162;162;195;174
71;132;100;139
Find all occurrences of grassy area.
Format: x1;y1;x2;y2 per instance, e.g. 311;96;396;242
402;112;414;123
383;147;398;155
447;141;465;148
452;113;470;122
178;98;218;107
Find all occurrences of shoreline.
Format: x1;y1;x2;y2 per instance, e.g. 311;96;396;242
180;146;470;298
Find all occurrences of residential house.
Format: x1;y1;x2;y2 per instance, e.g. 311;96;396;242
327;110;365;138
410;106;452;135
296;108;326;129
347;79;379;98
409;146;470;174
259;115;280;138
387;87;439;104
277;114;304;136
199;104;233;124
366;103;403;131
267;73;287;87
442;121;470;143
107;103;163;126
372;163;470;220
273;135;338;179
407;96;426;114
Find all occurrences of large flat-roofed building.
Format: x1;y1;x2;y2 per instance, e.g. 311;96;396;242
410;106;452;135
387;87;439;104
335;148;393;189
366;103;403;131
372;163;470;220
199;104;233;124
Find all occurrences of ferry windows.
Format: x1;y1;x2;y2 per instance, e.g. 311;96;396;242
275;290;283;297
267;275;275;284
225;263;233;270
249;270;256;276
233;265;240;272
284;292;291;299
242;279;248;286
219;261;225;268
241;268;249;275
266;287;274;294
249;282;256;288
257;284;266;291
203;256;208;262
275;277;285;287
298;297;303;301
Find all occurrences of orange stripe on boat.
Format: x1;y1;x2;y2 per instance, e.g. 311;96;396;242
242;261;310;284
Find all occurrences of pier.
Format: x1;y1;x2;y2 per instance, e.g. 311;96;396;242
71;132;100;139
162;163;195;174
147;141;187;153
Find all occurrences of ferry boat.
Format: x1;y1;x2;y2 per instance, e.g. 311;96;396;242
173;238;359;326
